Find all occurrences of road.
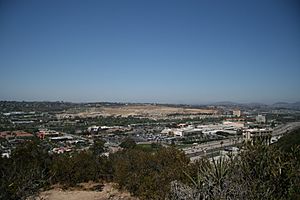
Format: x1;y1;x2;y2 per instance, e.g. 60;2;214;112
184;121;300;161
183;137;241;155
272;121;300;136
182;137;242;161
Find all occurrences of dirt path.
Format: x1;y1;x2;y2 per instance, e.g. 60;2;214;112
34;182;138;200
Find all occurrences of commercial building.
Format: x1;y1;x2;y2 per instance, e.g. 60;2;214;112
243;128;272;145
233;110;241;117
161;126;202;137
256;115;266;123
161;122;243;137
37;129;60;140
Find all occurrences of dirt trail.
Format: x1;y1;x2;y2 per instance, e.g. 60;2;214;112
34;182;138;200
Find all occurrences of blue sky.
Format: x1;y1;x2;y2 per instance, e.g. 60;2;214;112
0;0;299;104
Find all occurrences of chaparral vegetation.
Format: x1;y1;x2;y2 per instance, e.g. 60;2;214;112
1;129;300;200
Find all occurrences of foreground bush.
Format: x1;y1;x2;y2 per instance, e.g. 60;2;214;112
0;140;112;200
171;143;300;200
50;151;113;186
0;140;51;200
111;147;190;199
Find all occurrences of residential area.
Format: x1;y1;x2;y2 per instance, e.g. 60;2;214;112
1;101;300;160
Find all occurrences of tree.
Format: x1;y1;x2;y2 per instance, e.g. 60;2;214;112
91;139;106;156
120;137;136;149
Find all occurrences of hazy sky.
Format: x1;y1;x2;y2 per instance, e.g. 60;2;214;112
0;0;299;104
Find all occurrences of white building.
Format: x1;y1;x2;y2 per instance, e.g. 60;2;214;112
256;115;266;123
243;128;272;145
87;126;100;132
233;110;241;117
161;123;243;137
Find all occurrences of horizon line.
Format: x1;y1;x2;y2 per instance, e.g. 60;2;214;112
0;99;299;106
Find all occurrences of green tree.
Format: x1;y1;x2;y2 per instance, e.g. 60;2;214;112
91;139;106;156
120;137;136;149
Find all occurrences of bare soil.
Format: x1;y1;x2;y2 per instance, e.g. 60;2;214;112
57;104;217;119
33;182;138;200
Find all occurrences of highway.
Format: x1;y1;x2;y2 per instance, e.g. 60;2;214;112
183;121;300;161
272;121;300;136
183;137;241;155
182;137;242;161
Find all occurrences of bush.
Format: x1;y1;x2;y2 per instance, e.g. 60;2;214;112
0;140;113;199
50;151;112;186
111;147;190;199
0;140;51;200
173;143;300;200
275;128;300;153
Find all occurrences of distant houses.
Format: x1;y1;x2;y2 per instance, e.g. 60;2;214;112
0;131;34;140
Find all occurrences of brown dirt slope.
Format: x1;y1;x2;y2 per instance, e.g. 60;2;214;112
57;104;217;119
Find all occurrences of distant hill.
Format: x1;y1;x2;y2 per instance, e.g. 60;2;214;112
246;102;268;106
211;101;268;109
212;101;241;106
272;102;300;110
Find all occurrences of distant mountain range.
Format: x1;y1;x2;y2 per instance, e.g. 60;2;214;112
210;101;300;110
272;102;300;109
212;101;267;107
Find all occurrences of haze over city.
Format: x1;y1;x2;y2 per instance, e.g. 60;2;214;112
1;0;300;104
